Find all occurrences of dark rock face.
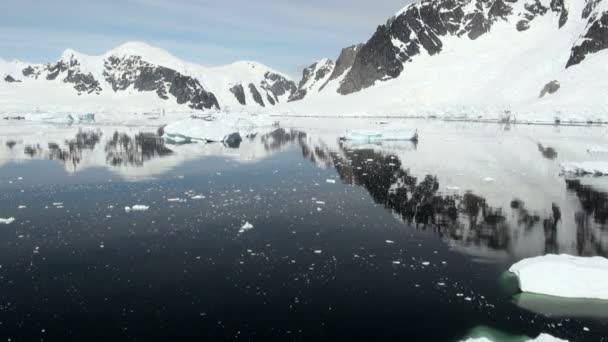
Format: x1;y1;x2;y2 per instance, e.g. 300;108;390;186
230;84;246;105
22;57;102;94
248;84;265;107
337;0;571;95
262;72;296;99
22;66;37;77
289;63;316;102
583;0;602;19
223;133;242;148
3;75;20;83
266;94;276;105
567;10;608;68
320;44;363;91
550;0;569;28
289;60;335;102
539;80;561;97
516;20;531;31
103;55;219;110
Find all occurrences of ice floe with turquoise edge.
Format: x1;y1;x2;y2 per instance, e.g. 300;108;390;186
509;254;608;300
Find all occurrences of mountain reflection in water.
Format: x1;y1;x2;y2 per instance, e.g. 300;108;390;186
3;126;607;260
106;131;173;167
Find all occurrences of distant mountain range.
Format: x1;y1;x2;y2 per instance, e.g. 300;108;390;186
0;42;296;112
2;0;607;119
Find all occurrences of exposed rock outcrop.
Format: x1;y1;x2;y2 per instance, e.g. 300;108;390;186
230;84;246;105
539;80;561;97
248;83;265;107
103;55;219;110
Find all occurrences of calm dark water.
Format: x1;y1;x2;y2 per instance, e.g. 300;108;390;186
0;124;607;341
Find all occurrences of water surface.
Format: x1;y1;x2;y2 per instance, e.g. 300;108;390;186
0;120;607;341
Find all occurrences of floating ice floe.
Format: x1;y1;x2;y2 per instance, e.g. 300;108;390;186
239;222;254;233
560;162;608;176
340;128;418;142
462;334;567;342
509;254;608;300
125;205;150;213
0;217;15;225
461;326;568;342
162;116;278;145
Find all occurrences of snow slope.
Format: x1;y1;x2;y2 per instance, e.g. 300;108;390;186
283;0;608;122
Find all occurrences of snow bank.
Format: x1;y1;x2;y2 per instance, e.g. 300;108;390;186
509;254;608;300
560;162;608;176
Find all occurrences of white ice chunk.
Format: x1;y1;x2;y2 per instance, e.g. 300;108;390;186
509;254;608;300
125;205;150;212
0;217;15;225
239;222;254;233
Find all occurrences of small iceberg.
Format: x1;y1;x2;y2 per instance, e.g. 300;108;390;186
560;162;608;176
78;113;95;122
509;254;608;300
162;117;277;145
238;221;254;233
40;114;75;124
340;129;418;142
124;205;150;212
460;326;567;342
0;217;15;225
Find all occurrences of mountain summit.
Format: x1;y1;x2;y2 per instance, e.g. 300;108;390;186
1;42;296;112
286;0;608;120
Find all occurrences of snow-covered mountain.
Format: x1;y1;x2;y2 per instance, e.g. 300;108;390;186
286;0;608;121
0;42;296;113
2;0;607;120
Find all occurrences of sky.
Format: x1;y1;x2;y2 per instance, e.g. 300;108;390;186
0;0;412;77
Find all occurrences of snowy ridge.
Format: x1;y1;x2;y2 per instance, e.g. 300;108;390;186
282;0;608;122
288;59;335;102
0;42;297;114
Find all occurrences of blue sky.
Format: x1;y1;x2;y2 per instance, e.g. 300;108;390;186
0;0;412;77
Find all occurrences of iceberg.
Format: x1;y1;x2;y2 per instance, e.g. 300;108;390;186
509;254;608;300
124;205;150;212
0;217;15;225
78;113;95;122
460;326;567;342
162;116;278;145
340;128;418;142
